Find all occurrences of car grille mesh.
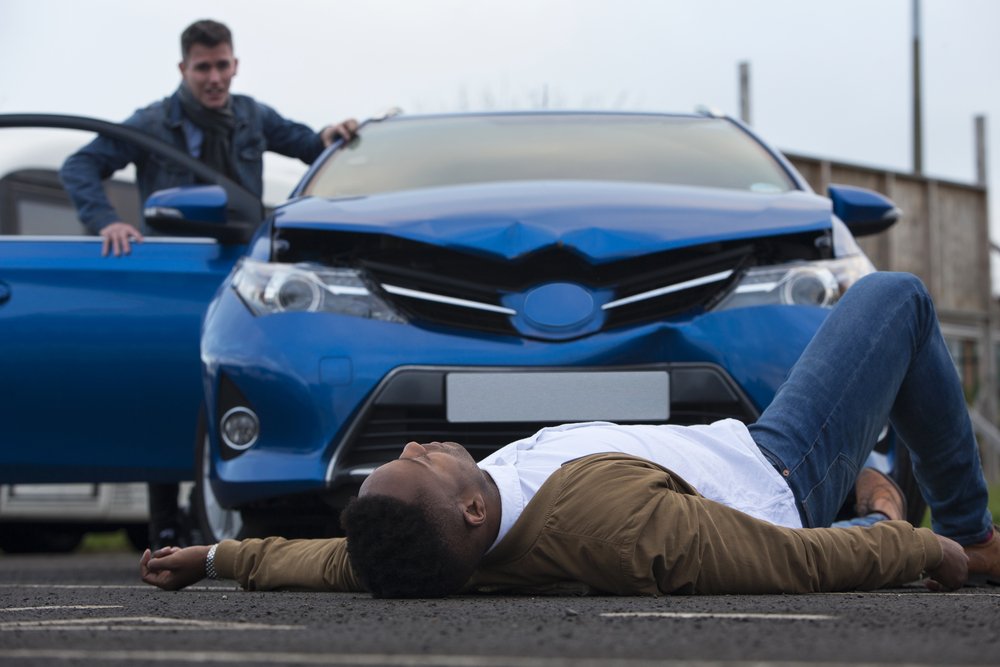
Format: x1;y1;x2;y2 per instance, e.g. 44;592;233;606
336;401;758;473
360;241;754;338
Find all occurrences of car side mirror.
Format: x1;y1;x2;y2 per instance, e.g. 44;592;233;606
827;184;900;237
144;185;255;244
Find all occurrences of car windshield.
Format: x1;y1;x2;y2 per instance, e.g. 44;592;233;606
302;114;795;198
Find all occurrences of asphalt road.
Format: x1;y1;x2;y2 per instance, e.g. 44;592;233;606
0;552;998;666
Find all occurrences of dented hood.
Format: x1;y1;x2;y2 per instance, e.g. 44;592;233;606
273;180;833;262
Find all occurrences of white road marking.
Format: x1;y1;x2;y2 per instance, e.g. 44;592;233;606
0;616;301;632
834;590;1000;597
0;649;958;667
601;612;835;621
0;605;123;612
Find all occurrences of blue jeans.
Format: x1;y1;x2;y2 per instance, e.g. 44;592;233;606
748;272;992;545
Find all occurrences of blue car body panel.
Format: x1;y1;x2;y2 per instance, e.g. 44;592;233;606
0;237;243;483
274;181;833;262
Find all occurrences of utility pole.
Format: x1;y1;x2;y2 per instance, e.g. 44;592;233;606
738;61;751;125
975;114;988;186
912;0;923;174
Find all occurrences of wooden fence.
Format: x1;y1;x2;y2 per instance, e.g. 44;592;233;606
787;152;999;480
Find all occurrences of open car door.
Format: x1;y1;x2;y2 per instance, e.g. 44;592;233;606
0;114;261;484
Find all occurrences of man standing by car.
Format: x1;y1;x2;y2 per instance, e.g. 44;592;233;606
59;18;357;550
60;18;357;257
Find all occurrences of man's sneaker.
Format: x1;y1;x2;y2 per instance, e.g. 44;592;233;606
965;525;1000;586
853;468;907;522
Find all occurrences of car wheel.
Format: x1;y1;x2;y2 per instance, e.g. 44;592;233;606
193;409;245;543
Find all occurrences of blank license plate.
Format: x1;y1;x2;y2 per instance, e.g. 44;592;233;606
446;371;669;423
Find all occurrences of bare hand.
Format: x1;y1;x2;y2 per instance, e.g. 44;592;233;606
100;221;144;257
923;535;969;591
321;118;359;147
140;545;211;591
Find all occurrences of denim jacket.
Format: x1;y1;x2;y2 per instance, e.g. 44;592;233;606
59;88;325;233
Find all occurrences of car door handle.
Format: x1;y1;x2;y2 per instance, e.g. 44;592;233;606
0;281;10;305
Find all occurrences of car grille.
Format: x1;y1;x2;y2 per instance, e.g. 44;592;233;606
276;227;828;340
339;405;545;465
340;404;757;470
329;364;760;483
360;241;753;338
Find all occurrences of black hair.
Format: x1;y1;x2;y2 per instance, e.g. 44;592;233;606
340;494;475;598
180;20;233;59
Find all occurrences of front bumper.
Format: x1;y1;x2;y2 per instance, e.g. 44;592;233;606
327;362;757;484
202;285;829;508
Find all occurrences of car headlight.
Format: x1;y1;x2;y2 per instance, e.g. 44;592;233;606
712;253;875;312
232;258;406;321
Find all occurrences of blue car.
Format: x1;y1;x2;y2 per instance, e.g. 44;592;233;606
0;111;906;546
173;111;906;541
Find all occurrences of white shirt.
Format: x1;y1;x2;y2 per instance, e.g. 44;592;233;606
477;419;802;549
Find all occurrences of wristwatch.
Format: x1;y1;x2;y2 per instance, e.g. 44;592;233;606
205;543;219;580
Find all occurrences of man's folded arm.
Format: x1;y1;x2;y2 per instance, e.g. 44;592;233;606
215;537;366;592
639;492;943;594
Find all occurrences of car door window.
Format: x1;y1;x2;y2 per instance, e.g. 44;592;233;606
0;168;139;236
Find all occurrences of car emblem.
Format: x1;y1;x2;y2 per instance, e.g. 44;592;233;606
522;283;595;329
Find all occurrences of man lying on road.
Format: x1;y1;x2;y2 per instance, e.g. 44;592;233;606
141;272;999;596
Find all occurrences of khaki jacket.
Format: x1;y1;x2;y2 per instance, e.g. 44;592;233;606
216;454;942;595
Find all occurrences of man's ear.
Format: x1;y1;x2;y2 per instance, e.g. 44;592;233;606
461;494;487;528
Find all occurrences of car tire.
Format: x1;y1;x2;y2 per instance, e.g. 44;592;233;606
193;408;246;543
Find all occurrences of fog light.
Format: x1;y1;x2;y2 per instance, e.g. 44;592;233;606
220;407;259;450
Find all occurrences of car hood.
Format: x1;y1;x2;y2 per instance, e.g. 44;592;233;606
273;180;833;262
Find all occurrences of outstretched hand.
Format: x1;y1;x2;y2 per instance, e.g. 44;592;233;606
140;545;212;591
923;534;969;591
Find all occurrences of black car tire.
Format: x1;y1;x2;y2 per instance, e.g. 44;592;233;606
193;408;246;543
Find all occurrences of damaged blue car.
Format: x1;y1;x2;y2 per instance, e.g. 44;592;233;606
155;111;903;541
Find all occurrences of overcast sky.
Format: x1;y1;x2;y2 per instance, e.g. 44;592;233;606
2;0;999;245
